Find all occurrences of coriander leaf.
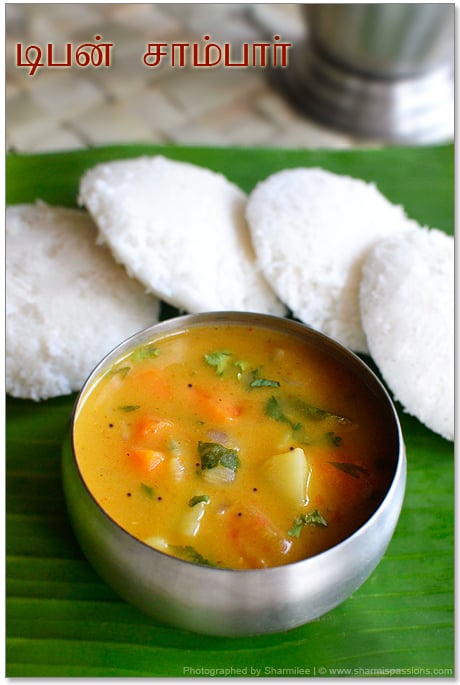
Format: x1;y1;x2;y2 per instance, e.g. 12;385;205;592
265;396;302;435
324;431;342;447
265;396;347;446
198;441;240;472
250;377;280;388
189;495;210;507
118;404;141;412
305;509;328;527
170;545;214;567
329;462;368;478
288;510;328;537
140;482;154;499
248;367;280;389
234;359;247;376
303;405;330;420
204;351;232;376
288;396;351;424
132;344;160;362
108;365;131;378
265;395;290;424
287;518;305;538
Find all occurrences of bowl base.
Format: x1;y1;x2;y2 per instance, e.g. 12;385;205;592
273;42;454;144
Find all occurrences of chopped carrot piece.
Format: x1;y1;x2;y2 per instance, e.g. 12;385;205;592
131;369;173;401
133;417;172;441
189;385;242;423
128;448;165;473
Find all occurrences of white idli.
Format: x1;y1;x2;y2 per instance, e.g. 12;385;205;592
246;167;418;352
360;228;454;441
78;155;285;316
6;203;159;400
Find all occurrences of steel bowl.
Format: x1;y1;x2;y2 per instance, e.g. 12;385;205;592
62;312;406;636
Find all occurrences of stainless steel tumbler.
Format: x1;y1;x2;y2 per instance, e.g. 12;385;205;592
278;3;454;143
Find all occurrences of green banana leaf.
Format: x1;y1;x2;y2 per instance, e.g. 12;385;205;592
6;144;454;677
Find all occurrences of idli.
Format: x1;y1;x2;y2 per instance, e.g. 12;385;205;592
360;228;454;441
78;155;285;316
246;167;418;352
6;203;159;400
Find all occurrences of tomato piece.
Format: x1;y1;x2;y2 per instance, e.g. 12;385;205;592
227;504;292;568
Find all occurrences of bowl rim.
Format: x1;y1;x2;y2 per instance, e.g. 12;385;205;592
68;310;406;576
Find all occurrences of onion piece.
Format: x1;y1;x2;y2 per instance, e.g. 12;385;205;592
181;501;208;537
169;455;186;481
202;464;236;485
206;429;229;443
